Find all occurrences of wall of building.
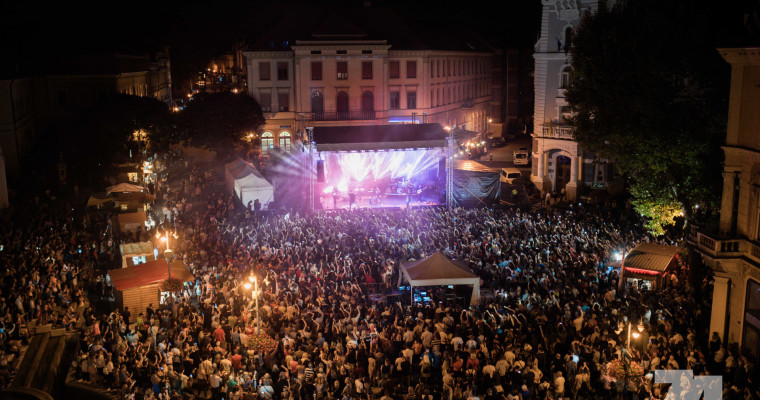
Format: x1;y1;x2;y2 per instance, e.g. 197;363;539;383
243;43;493;153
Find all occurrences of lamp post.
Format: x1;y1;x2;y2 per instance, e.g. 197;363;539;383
615;250;628;293
156;230;179;276
244;275;261;335
615;320;645;351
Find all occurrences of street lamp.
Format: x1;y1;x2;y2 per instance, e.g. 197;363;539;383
155;230;179;274
244;275;261;335
615;249;628;292
615;320;645;351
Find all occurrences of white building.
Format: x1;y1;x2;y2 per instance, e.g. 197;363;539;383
243;8;495;156
696;46;760;361
531;0;619;200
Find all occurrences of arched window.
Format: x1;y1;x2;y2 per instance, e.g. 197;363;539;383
311;91;323;113
560;66;571;89
564;27;573;52
279;131;291;151
261;131;274;155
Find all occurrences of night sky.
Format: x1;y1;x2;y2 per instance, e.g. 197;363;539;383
2;0;541;77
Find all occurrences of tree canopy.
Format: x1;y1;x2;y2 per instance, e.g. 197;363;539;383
65;94;170;171
178;92;265;158
565;0;741;235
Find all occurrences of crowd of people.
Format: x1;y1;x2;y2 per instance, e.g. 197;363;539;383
0;152;755;400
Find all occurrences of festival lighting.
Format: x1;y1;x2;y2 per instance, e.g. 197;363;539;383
325;149;441;186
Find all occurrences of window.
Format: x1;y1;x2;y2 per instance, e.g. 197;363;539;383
310;50;321;55
431;89;434;107
277;62;288;80
337;50;347;55
337;62;347;80
261;132;274;154
406;90;417;109
311;62;322;80
336;91;349;113
279;131;291;151
389;91;400;110
278;91;289;112
259;92;272;112
437;60;441;77
406;61;417;79
560;66;571;89
362;50;372;54
564;27;573;52
311;91;323;113
389;61;400;79
362;61;373;79
361;92;374;112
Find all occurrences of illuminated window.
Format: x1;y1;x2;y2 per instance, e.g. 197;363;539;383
261;132;274;154
337;62;347;80
279;131;291;151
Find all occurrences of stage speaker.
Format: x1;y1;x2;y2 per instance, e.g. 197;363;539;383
316;160;325;182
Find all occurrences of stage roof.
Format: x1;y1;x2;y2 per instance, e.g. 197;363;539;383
454;160;499;173
313;123;448;151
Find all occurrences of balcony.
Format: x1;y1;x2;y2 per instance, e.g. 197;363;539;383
312;110;376;121
693;230;760;262
540;124;574;139
461;99;474;108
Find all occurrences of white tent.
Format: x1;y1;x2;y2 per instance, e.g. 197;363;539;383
233;167;274;208
398;251;481;305
225;158;250;191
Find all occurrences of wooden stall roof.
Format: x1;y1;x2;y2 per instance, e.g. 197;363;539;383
109;259;194;291
623;243;680;274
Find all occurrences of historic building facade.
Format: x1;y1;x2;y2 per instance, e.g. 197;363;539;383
242;8;495;155
697;47;760;361
531;0;618;200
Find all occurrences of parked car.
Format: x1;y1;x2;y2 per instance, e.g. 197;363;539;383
500;168;523;184
513;147;530;165
489;137;507;148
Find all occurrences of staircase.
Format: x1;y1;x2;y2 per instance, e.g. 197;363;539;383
7;326;80;399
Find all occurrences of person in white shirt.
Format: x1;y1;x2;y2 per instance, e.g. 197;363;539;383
554;371;565;398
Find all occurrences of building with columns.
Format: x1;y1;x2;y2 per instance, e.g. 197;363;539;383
531;0;619;200
695;46;760;361
242;6;498;156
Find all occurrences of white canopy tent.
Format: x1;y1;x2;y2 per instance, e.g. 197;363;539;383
233;167;274;208
225;158;250;191
398;251;480;305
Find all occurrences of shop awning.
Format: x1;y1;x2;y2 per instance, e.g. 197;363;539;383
109;259;194;291
623;243;680;275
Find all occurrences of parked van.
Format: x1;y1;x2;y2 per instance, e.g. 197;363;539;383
513;147;530;166
501;168;522;184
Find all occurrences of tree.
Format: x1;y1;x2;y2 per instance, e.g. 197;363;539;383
64;94;170;174
565;0;740;235
178;92;265;158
